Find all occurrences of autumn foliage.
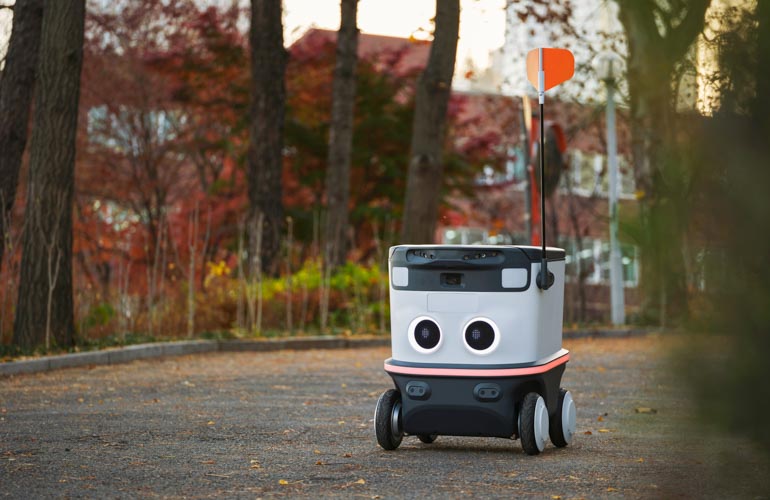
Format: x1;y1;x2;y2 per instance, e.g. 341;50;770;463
1;0;506;346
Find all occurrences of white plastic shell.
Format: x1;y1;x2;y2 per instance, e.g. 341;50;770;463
388;245;565;366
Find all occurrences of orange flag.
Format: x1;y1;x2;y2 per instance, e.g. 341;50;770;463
526;48;575;93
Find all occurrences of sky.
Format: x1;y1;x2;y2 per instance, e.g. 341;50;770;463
1;0;508;82
284;0;507;85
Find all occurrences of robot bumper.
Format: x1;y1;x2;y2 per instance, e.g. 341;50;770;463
384;351;569;438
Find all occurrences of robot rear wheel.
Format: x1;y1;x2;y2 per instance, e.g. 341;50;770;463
417;434;437;444
374;389;403;450
549;388;576;447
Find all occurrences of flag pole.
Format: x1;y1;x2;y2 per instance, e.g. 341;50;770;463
537;48;552;290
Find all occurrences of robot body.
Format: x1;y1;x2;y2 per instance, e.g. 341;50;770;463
374;245;576;454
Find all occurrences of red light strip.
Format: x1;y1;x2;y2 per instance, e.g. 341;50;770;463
384;353;569;378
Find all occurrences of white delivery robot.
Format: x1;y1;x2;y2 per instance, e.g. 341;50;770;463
374;244;576;454
374;48;577;455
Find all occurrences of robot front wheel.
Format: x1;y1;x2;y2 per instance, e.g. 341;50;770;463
518;388;577;455
374;389;438;450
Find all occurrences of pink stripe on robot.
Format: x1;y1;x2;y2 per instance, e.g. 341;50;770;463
384;354;569;378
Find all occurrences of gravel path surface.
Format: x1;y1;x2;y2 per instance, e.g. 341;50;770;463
1;335;768;498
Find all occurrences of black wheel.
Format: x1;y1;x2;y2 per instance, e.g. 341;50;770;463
549;388;576;448
519;392;549;455
374;389;403;450
417;434;437;444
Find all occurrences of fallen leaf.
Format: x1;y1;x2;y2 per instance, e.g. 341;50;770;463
206;473;233;478
355;478;366;484
343;453;352;458
207;421;215;426
313;449;321;455
315;460;325;465
598;429;611;433
636;458;645;463
552;496;562;499
250;464;261;469
607;487;618;492
635;407;657;414
597;415;604;422
338;421;346;425
200;460;216;464
279;479;289;485
584;431;593;435
341;383;347;388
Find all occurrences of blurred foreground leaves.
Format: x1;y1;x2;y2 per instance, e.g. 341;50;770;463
666;1;770;459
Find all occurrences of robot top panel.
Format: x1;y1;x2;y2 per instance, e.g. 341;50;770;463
389;245;565;269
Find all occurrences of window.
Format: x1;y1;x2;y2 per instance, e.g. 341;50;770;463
562;150;636;198
561;237;639;287
475;145;528;186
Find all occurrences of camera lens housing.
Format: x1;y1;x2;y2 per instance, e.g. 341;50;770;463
408;316;442;354
462;318;500;355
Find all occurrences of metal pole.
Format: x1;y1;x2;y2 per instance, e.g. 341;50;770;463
539;101;547;283
606;82;625;325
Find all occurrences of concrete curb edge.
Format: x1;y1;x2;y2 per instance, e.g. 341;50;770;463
0;337;389;377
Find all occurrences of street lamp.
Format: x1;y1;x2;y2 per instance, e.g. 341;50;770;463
594;51;625;326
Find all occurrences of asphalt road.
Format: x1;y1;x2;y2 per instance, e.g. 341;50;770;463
1;335;768;498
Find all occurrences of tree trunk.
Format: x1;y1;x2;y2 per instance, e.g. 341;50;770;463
400;0;459;244
616;0;710;324
13;0;85;350
324;0;359;268
0;0;44;269
247;0;287;275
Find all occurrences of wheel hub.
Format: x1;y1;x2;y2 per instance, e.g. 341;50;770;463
534;396;549;452
561;391;576;444
391;399;403;437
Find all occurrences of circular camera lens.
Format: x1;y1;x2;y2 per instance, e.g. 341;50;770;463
464;321;495;351
413;319;440;350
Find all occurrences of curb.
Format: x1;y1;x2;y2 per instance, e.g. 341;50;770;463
0;337;389;377
563;327;656;339
0;329;653;377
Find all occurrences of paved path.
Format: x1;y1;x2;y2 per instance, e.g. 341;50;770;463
1;336;767;498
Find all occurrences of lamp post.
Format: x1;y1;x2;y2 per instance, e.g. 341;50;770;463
594;51;625;326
